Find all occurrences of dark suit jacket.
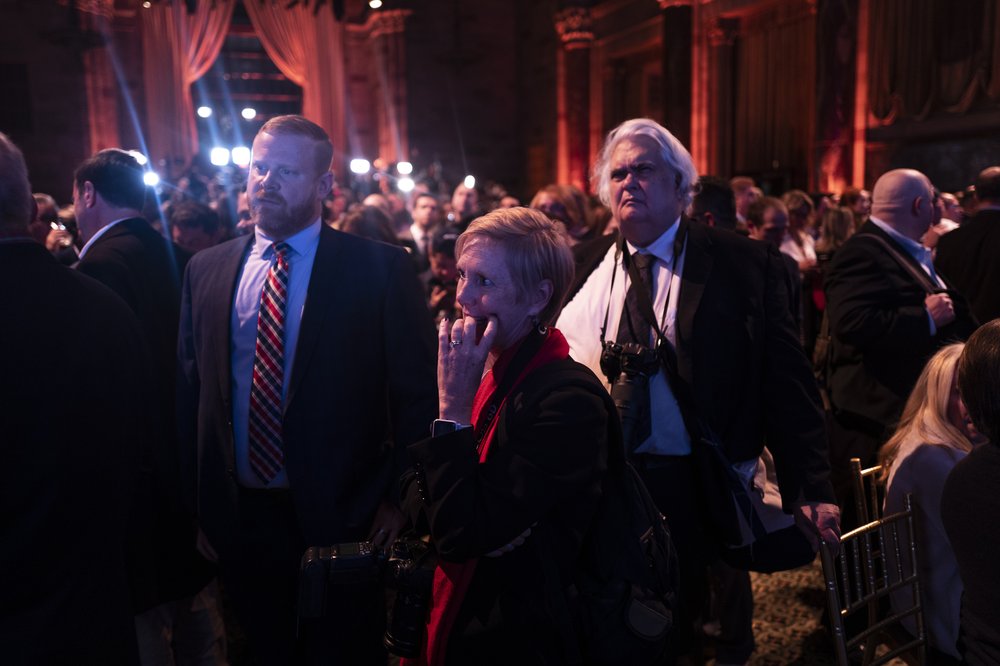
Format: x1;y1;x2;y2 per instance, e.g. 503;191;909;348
566;220;833;508
825;221;977;434
77;216;211;610
936;207;1000;324
403;357;610;662
1;241;143;664
178;224;437;554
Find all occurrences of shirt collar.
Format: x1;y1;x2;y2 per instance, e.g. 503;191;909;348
78;216;134;260
869;215;929;257
625;216;681;265
253;218;322;259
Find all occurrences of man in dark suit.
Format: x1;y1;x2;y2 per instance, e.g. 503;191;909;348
936;166;1000;324
825;168;977;521
0;132;144;664
177;115;437;663
557;119;838;661
73;149;220;660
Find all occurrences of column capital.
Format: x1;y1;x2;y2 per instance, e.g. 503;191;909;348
62;0;114;19
555;7;594;49
365;9;412;39
707;16;739;47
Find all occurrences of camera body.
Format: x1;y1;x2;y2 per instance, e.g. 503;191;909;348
600;340;661;383
297;538;436;658
601;341;662;450
383;539;436;658
298;541;384;619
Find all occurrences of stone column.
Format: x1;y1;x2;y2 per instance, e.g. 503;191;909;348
76;0;121;155
706;16;739;178
555;5;593;191
658;0;692;147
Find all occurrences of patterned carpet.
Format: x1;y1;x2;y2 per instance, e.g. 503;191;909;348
746;559;837;665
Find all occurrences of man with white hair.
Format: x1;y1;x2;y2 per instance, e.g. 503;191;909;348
558;118;838;663
825;169;977;522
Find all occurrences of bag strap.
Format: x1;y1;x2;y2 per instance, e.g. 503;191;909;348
856;231;940;295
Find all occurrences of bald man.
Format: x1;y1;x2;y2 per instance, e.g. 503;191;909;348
936;166;1000;323
823;169;977;525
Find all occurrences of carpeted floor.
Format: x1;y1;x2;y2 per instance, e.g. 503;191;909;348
228;557;911;664
745;559;836;665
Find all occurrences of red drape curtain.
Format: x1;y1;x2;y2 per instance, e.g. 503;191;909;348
140;0;235;172
244;1;348;176
869;0;1000;124
733;4;816;186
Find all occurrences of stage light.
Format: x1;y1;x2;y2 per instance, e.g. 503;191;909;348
369;0;383;8
142;1;152;8
197;106;212;118
127;150;148;166
231;146;251;167
350;158;371;175
143;171;160;187
398;177;415;193
396;161;413;175
241;107;256;120
210;147;231;166
464;175;476;189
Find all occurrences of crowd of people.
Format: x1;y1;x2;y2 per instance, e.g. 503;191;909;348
2;112;999;666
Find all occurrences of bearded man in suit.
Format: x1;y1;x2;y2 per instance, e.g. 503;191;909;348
177;115;437;663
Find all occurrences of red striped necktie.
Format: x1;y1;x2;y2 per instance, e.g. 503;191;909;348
248;241;290;484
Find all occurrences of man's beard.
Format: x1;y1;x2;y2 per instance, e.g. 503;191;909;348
252;197;317;239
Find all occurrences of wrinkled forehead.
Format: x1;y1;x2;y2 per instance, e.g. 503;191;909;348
610;135;665;168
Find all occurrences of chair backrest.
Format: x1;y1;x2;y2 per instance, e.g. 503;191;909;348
820;493;927;666
850;456;884;524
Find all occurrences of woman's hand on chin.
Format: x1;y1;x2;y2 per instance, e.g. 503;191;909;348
437;315;498;423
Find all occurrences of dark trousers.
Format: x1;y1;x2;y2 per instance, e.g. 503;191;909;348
219;488;386;666
636;455;710;662
706;560;754;664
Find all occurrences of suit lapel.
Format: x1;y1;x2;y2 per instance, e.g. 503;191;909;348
675;218;713;383
213;236;254;409
286;225;346;409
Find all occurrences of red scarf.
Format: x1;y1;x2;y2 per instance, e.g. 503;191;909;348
402;328;570;666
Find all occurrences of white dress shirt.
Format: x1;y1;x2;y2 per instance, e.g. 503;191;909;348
558;219;692;456
231;220;322;488
78;217;132;260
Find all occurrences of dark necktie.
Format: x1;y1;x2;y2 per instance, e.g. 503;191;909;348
616;251;655;447
248;242;290;484
617;252;654;346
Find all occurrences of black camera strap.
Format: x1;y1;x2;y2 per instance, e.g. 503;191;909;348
472;326;548;451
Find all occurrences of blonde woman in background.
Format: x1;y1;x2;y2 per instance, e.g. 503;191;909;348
878;343;985;661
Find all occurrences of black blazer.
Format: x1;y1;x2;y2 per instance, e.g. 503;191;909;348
403;357;610;662
2;241;144;664
566;220;834;507
825;221;977;433
178;224;438;553
77;217;211;610
935;208;1000;324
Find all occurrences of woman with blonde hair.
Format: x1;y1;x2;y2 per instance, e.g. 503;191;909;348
878;343;985;660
